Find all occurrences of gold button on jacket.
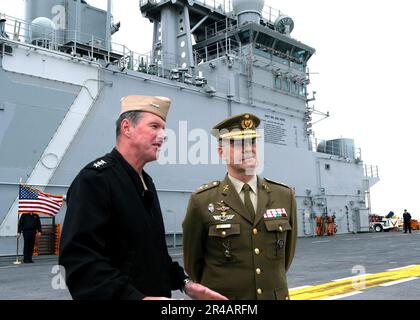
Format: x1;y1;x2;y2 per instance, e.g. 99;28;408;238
183;175;297;300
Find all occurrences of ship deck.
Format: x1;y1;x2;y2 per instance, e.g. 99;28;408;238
0;231;419;300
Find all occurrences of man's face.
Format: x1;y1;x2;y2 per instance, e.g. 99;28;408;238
128;112;166;163
219;138;258;174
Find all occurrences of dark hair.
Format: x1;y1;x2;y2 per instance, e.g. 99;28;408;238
115;111;144;138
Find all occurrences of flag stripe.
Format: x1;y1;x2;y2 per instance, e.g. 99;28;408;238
19;202;60;212
18;184;63;216
33;197;61;209
38;191;63;200
20;198;61;209
18;207;59;215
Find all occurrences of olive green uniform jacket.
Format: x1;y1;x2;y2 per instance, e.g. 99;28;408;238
182;175;297;300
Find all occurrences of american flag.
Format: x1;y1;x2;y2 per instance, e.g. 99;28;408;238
18;185;63;216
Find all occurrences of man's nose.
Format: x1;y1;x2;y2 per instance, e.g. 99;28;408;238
157;129;167;142
243;141;254;152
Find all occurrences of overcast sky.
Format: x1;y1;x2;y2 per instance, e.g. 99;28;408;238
1;0;420;220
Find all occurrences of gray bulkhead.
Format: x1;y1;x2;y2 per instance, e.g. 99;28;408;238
0;0;376;241
0;66;80;226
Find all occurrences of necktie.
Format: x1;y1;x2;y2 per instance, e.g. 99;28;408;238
242;184;255;220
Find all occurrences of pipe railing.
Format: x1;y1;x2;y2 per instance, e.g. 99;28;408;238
140;0;284;23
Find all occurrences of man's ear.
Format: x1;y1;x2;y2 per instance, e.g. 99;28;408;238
121;119;131;137
218;142;230;163
217;144;223;159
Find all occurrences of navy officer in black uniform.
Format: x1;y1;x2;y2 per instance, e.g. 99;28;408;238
59;95;227;300
17;213;42;263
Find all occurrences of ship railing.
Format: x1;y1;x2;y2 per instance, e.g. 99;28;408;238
110;37;235;95
203;17;237;40
251;42;306;71
311;137;361;161
200;0;283;24
140;0;285;24
140;0;232;14
115;47;232;96
0;14;36;44
261;5;283;24
0;14;98;53
0;13;78;52
196;0;232;13
0;13;231;93
0;14;152;69
364;165;379;178
194;37;242;63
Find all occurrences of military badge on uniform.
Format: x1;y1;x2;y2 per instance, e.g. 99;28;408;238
214;201;233;221
264;208;288;219
208;203;215;213
216;224;232;229
222;240;232;260
93;160;106;168
213;214;235;222
216;201;230;213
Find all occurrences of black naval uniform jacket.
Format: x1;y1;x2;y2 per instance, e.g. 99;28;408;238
59;148;186;300
183;175;297;300
18;213;42;233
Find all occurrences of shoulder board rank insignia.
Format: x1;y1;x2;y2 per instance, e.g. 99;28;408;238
196;181;220;194
93;160;107;168
264;178;290;189
88;158;114;171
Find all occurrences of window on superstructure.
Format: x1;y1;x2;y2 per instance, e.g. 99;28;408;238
292;49;308;61
256;33;274;48
291;62;305;72
239;30;251;44
291;82;298;95
282;79;290;92
299;84;306;97
274;77;281;90
273;41;291;56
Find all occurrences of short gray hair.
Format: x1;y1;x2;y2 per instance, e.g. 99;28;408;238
115;111;144;138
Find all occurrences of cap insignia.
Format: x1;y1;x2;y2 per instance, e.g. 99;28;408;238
241;118;254;129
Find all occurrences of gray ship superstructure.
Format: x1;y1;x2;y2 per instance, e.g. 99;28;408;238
0;0;379;243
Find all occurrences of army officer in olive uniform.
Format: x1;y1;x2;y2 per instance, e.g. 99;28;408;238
182;113;297;300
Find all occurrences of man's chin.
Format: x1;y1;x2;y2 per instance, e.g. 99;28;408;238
241;163;257;175
244;168;256;175
146;152;159;163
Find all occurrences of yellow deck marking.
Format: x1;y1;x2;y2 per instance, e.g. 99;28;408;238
290;265;420;300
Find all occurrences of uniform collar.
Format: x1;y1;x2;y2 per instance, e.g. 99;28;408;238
110;148;153;192
228;174;257;195
220;175;253;224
